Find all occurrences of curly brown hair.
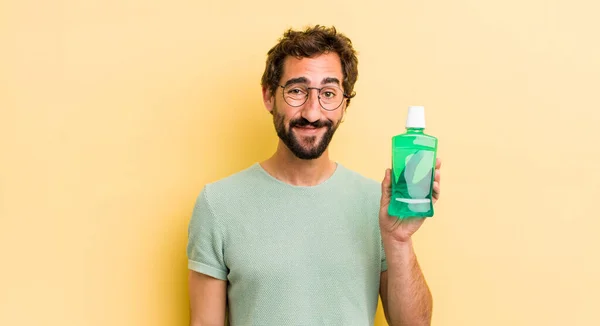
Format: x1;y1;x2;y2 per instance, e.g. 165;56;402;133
261;25;358;106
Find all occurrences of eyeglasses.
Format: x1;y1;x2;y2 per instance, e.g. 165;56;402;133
279;83;350;111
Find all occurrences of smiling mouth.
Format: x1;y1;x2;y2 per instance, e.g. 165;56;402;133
293;126;324;134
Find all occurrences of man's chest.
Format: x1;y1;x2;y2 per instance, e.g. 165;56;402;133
222;201;381;286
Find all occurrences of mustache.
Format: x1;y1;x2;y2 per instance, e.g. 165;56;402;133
290;117;333;129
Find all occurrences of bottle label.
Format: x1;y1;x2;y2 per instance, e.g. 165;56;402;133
391;149;435;213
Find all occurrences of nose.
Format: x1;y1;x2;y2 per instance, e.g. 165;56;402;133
300;89;322;123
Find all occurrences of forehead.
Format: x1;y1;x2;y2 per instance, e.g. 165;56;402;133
281;52;343;83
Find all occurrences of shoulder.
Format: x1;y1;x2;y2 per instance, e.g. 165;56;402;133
335;164;381;201
197;163;266;212
337;164;380;189
204;163;262;194
202;163;264;198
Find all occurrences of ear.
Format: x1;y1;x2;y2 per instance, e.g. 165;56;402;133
262;86;274;114
339;100;348;120
340;106;347;123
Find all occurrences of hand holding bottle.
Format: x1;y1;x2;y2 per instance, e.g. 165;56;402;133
379;158;441;243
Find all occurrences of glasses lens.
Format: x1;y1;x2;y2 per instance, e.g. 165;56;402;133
319;86;344;110
283;84;308;106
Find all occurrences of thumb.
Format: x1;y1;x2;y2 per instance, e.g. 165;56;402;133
380;168;392;208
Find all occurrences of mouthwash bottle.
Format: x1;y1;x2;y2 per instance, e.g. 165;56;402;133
388;106;438;218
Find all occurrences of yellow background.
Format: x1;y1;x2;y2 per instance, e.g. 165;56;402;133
2;0;599;325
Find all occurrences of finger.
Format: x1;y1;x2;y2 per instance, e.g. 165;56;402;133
434;169;441;183
380;168;391;206
381;168;391;194
435;157;442;169
432;181;440;197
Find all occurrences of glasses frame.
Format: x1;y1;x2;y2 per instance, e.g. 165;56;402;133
279;84;350;111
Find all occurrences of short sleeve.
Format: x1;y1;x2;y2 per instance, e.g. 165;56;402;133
187;186;229;280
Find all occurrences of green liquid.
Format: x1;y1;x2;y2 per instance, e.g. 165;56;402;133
388;128;438;218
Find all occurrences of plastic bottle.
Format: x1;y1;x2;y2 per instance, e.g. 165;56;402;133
388;106;438;218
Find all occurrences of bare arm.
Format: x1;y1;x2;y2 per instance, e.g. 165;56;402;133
188;270;227;326
378;161;440;325
379;238;432;326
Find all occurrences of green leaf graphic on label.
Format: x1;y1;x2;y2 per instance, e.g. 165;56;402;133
412;151;434;183
404;153;414;170
393;149;416;184
404;150;434;198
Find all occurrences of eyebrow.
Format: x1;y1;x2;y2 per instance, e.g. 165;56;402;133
321;77;341;86
283;77;308;87
283;77;342;87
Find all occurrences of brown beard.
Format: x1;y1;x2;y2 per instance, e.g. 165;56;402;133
272;106;340;160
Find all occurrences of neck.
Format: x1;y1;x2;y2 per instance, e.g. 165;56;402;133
406;127;424;134
260;141;337;186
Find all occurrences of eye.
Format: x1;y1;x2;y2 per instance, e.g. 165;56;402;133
286;87;307;96
321;88;338;99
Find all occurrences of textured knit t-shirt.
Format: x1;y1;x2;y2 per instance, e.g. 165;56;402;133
187;163;387;326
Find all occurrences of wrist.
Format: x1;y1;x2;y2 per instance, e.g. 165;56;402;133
382;234;413;248
382;236;417;268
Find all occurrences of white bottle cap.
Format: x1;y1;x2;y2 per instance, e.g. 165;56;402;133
406;106;426;128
